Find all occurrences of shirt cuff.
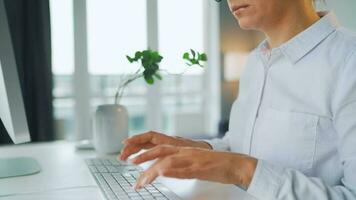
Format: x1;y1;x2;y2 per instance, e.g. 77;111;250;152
202;138;229;151
247;159;285;200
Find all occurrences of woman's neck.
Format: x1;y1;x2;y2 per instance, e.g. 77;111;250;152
263;4;320;49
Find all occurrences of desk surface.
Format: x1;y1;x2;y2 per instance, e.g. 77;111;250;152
0;141;255;200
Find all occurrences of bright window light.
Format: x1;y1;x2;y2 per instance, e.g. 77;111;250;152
158;0;204;75
87;0;147;75
50;0;74;75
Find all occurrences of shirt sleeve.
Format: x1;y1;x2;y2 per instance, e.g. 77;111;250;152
246;49;356;200
203;131;231;151
247;160;356;200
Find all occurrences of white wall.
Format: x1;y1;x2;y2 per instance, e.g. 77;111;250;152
318;0;356;31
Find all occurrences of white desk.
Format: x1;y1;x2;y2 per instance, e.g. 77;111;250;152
0;141;256;200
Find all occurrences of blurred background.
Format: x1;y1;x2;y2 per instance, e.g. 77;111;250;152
1;0;356;144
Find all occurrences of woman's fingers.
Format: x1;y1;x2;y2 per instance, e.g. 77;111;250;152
119;145;142;160
119;143;154;160
134;155;196;190
134;170;159;190
120;132;181;161
124;131;177;146
123;132;155;145
134;159;163;190
130;145;178;165
120;132;163;160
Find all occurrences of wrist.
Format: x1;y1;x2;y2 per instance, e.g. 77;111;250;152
232;155;258;189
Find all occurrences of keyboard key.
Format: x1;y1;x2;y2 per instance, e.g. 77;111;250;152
115;192;128;197
88;166;98;172
131;197;144;200
93;159;103;165
141;197;155;200
96;166;108;173
86;159;94;165
106;166;119;173
102;159;111;165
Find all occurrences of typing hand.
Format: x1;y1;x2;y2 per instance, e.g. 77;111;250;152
118;131;212;161
130;145;258;190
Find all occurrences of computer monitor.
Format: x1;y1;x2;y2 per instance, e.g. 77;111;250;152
0;0;41;178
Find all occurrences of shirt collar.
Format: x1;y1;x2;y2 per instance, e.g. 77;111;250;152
257;12;339;64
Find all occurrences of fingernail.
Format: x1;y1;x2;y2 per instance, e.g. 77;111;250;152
135;177;148;190
134;182;142;191
134;183;139;190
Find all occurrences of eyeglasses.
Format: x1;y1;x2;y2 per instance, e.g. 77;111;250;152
215;0;222;2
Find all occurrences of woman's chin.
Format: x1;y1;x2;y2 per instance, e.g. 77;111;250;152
237;18;257;30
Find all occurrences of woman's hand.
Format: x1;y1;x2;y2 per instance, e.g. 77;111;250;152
119;131;212;161
130;145;258;190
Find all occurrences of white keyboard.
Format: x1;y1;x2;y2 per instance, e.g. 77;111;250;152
85;158;182;200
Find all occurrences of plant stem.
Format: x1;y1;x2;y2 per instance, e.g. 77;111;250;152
158;67;194;76
114;69;143;105
114;65;203;105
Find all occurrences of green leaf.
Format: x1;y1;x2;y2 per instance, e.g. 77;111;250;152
142;50;150;59
191;59;199;65
144;75;154;85
152;51;159;60
199;53;208;61
151;64;159;71
134;51;142;60
190;49;196;58
141;59;149;69
153;73;162;80
126;55;134;63
126;51;144;63
183;52;190;60
143;69;154;77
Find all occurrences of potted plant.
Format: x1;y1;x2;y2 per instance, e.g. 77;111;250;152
93;49;207;154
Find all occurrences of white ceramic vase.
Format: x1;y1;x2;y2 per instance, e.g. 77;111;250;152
93;104;128;154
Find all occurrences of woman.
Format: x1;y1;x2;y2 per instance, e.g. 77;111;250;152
119;0;356;199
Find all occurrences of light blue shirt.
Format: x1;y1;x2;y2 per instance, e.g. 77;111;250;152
207;12;356;199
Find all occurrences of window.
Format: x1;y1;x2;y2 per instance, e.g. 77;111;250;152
50;0;220;140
